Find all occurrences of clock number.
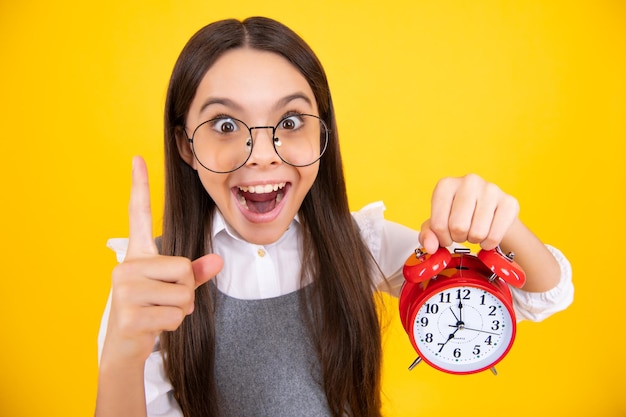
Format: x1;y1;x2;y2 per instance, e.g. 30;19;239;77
484;336;493;345
491;320;500;331
456;289;470;300
425;303;439;314
420;317;429;327
437;343;445;353
425;333;433;343
439;292;451;303
480;294;486;305
472;345;481;355
488;305;497;316
453;348;461;358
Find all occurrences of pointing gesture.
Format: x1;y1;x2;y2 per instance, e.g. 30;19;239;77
127;156;159;258
101;156;223;365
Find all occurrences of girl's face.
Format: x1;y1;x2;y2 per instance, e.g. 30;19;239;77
181;47;320;245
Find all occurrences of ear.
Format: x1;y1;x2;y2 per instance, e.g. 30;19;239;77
175;126;197;169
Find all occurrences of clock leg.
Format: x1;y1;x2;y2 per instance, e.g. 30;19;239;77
408;357;422;371
490;367;498;376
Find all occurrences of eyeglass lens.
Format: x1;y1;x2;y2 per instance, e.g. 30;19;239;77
189;114;328;173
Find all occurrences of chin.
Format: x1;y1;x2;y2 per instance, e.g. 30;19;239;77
241;228;287;245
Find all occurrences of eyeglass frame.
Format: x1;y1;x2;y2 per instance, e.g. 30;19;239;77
185;113;330;174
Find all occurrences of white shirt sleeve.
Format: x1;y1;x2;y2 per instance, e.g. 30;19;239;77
352;201;420;295
353;201;574;322
99;238;183;417
143;348;183;417
509;244;574;322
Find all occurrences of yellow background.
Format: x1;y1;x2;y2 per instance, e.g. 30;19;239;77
1;1;624;416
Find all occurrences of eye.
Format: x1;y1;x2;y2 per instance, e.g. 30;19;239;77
278;114;304;131
211;117;239;134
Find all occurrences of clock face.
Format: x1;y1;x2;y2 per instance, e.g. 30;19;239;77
411;284;515;374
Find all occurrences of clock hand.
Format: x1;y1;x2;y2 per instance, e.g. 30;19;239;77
448;306;461;323
463;326;501;335
447;324;501;336
448;303;465;327
438;327;460;351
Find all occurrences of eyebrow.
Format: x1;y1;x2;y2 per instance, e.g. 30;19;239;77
198;97;243;114
275;93;313;109
198;92;314;115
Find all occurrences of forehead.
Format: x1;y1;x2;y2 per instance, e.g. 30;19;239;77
190;47;317;116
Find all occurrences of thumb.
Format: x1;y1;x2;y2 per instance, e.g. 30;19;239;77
419;219;440;254
192;253;224;289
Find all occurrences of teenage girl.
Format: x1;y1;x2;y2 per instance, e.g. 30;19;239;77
96;16;573;417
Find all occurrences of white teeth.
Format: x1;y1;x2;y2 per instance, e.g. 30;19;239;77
239;183;286;194
237;193;248;209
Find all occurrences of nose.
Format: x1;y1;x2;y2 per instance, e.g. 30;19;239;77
246;126;281;167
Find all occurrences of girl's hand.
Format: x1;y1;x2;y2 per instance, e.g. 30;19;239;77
101;156;223;365
419;174;520;254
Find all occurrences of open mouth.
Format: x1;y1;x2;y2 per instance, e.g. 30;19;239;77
236;182;287;214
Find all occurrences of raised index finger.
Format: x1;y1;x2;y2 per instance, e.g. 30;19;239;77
127;156;158;257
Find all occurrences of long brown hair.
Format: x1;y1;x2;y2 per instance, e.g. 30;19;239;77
160;17;383;417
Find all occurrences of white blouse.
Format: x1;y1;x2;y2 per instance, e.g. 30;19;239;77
98;201;574;416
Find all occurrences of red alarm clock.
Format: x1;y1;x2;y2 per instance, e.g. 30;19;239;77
399;246;526;375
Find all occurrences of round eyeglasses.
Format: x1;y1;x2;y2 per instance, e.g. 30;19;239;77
186;113;329;173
